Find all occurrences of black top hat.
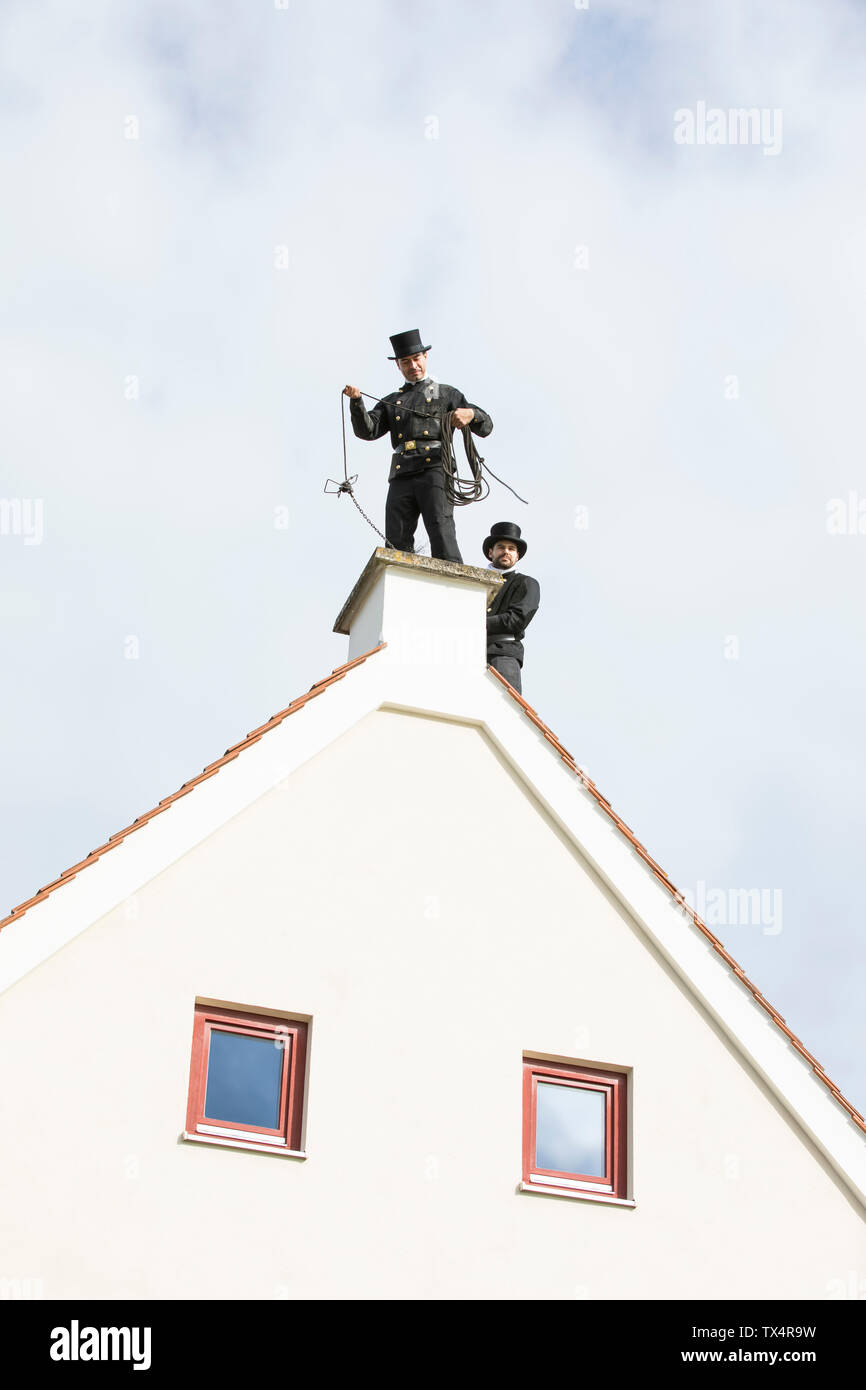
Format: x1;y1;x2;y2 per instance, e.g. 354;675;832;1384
483;521;527;561
388;328;432;360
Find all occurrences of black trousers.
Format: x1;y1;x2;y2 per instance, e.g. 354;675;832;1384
385;465;463;563
488;651;522;694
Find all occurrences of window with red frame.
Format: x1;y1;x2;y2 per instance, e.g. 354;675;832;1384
185;1005;308;1153
522;1058;627;1198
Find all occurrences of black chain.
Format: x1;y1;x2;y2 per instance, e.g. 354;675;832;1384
325;393;417;551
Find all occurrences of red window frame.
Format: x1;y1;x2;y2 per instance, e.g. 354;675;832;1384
185;1005;308;1152
522;1058;627;1198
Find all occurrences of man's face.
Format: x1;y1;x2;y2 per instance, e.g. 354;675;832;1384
489;540;519;570
397;351;428;383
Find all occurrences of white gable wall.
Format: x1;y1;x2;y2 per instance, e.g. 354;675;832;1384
0;707;862;1300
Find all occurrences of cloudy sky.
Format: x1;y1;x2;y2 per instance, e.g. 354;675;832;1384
2;0;865;1109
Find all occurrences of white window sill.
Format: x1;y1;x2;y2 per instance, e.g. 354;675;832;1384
181;1131;307;1160
518;1181;635;1208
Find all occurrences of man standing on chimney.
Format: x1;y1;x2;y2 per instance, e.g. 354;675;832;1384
485;522;539;696
343;329;493;563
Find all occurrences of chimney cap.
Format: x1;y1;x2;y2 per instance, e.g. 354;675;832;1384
333;548;501;637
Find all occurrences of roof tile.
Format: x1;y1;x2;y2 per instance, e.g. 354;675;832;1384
486;663;866;1136
0;644;385;934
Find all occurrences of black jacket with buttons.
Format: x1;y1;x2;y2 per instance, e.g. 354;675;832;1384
486;570;540;665
349;377;493;482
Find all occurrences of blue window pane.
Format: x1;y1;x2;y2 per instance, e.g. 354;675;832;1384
536;1082;606;1176
204;1029;285;1129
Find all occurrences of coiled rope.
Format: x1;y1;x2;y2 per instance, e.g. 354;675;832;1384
325;388;527;549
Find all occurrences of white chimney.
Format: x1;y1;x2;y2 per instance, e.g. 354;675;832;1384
333;549;502;672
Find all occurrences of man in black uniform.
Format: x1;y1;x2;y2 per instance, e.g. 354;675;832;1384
485;522;539;696
343;329;493;563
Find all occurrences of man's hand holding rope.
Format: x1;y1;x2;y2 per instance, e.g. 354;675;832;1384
450;406;474;429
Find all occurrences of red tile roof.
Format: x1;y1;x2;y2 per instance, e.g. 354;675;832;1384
0;644;385;932
486;664;866;1136
0;640;860;1138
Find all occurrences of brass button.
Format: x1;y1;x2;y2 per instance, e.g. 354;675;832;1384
426;396;431;401
423;430;428;435
395;463;401;469
425;446;430;452
398;433;402;439
396;415;401;420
